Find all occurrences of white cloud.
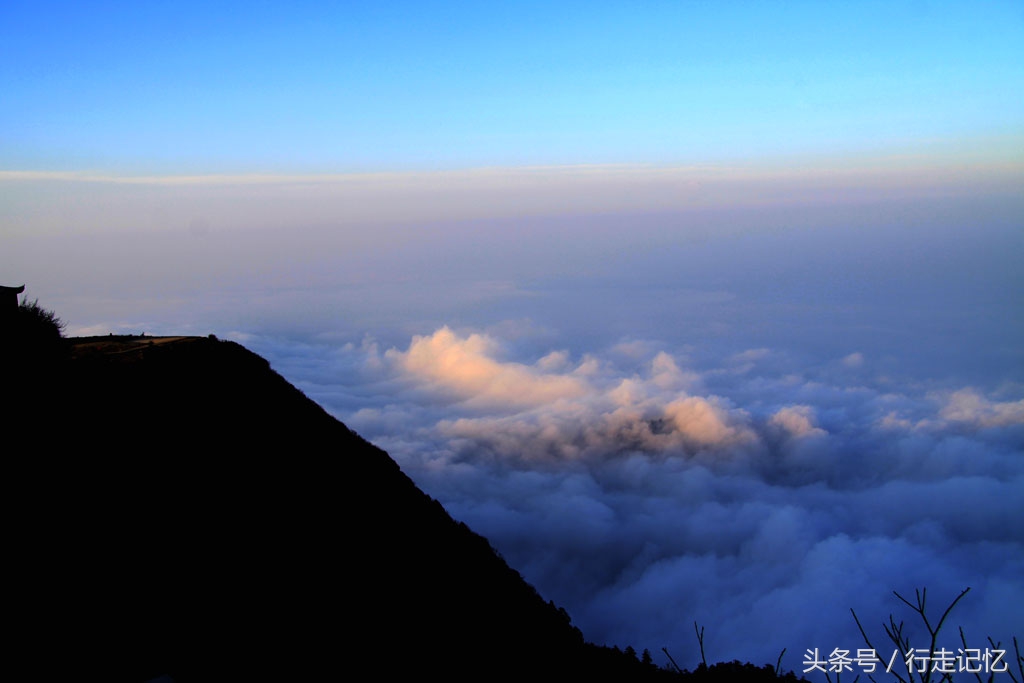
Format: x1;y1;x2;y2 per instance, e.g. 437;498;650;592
770;405;828;439
939;388;1024;428
650;351;702;392
842;352;865;368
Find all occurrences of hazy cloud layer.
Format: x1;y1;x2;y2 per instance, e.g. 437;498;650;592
6;161;1022;238
244;325;1024;674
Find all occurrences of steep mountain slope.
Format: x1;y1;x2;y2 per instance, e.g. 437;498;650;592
7;335;671;681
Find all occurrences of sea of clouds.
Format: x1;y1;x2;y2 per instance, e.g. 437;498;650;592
242;317;1023;674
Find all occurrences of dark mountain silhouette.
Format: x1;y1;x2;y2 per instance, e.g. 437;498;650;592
4;332;669;681
3;307;807;682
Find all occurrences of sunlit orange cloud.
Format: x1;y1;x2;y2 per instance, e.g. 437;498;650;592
385;327;762;456
664;396;758;448
386;326;589;410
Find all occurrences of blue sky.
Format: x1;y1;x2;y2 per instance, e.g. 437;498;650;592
3;0;1022;172
2;1;1023;674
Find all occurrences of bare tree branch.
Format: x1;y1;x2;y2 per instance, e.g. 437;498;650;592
694;621;707;668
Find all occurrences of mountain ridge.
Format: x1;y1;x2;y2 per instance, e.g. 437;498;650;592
7;333;685;681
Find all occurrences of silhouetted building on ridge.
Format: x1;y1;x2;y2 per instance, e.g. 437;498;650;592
1;284;24;310
1;284;25;330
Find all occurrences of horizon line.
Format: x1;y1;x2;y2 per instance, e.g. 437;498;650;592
3;156;1023;188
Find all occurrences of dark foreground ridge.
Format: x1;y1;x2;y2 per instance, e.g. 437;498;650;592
4;322;805;681
5;333;635;680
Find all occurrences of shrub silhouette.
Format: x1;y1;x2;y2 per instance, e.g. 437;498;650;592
2;295;65;345
1;296;69;416
14;297;65;343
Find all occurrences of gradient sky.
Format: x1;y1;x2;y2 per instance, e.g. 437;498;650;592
2;0;1023;172
3;1;1023;676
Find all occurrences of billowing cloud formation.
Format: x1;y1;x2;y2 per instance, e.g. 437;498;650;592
769;405;827;439
244;327;1023;676
386;327;587;409
383;328;758;462
939;389;1024;429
